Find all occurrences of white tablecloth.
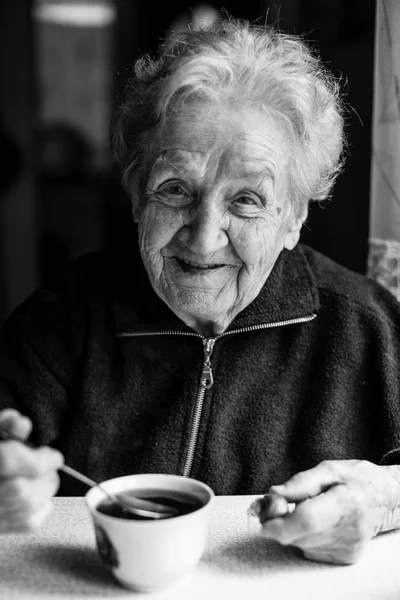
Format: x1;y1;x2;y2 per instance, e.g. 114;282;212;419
1;496;400;599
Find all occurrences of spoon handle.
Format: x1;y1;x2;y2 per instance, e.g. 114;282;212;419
59;464;98;489
60;465;122;507
0;431;177;517
60;465;174;515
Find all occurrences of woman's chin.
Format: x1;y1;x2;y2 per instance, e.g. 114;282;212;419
164;287;234;331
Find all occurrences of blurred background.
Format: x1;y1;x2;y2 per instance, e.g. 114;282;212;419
0;0;376;322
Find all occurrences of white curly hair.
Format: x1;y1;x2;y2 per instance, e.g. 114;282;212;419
110;18;346;217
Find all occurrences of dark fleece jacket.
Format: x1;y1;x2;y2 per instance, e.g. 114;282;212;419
0;243;399;496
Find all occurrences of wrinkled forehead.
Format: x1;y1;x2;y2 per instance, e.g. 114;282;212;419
145;101;292;187
152;148;208;170
149;147;278;184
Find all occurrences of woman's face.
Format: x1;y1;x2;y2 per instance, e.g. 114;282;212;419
135;102;305;334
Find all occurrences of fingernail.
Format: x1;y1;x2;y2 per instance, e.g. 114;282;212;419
269;484;285;493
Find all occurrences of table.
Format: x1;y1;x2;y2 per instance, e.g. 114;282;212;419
1;496;400;599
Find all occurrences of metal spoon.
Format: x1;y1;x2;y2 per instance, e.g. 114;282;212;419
60;464;178;519
1;432;178;520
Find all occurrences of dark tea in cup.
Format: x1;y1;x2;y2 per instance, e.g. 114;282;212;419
96;489;204;520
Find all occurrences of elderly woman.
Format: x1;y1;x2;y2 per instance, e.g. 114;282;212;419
0;19;400;566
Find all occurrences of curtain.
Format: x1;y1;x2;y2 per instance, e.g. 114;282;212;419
368;0;400;299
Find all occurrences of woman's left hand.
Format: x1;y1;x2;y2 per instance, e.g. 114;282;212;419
259;459;400;564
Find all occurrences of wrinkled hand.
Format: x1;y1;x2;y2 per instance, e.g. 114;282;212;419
0;409;64;533
259;459;400;565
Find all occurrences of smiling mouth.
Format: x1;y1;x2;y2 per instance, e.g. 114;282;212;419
176;257;225;270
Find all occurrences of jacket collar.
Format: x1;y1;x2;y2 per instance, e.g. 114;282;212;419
111;244;320;335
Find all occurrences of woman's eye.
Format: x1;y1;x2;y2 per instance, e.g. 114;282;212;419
232;195;263;213
234;196;258;205
160;182;187;196
154;180;191;206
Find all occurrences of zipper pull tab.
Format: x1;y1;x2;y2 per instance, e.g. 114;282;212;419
201;338;215;389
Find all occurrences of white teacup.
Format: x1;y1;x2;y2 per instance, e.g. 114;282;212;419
86;473;214;592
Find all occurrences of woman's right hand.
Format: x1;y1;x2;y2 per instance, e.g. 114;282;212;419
0;409;64;533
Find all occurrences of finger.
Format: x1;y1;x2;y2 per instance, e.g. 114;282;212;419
28;472;61;509
260;485;347;545
0;409;32;441
0;442;64;477
249;493;295;522
0;472;60;511
269;461;346;502
302;543;365;565
0;499;54;533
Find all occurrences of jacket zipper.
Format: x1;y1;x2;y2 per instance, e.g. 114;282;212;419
117;313;317;477
181;337;215;477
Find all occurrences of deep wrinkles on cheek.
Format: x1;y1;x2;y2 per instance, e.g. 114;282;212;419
232;218;269;268
232;218;281;306
138;202;189;289
137;207;164;283
139;203;182;252
221;220;259;309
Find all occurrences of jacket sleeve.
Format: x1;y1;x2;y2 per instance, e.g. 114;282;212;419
0;268;88;447
366;283;400;466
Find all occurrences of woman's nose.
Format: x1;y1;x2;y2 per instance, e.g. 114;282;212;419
183;202;228;256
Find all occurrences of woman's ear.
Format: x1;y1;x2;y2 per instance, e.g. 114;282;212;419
132;201;140;223
283;203;308;251
131;186;142;223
